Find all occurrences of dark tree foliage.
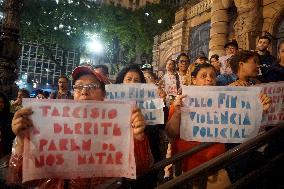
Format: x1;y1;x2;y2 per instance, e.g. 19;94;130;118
20;0;177;63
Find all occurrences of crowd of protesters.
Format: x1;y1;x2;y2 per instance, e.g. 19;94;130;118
0;36;283;188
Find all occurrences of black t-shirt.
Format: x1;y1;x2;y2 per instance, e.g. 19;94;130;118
262;63;284;83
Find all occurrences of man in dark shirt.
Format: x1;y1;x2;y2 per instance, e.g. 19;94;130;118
255;35;276;76
50;75;73;99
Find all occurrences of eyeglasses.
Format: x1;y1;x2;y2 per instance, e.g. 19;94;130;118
73;84;101;92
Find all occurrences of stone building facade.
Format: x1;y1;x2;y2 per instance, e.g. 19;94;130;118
152;0;284;71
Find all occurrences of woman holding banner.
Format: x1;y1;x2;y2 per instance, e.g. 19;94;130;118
166;63;227;172
115;64;169;183
166;63;271;186
8;66;153;189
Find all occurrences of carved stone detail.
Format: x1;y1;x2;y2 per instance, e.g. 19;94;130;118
233;0;261;50
186;0;212;19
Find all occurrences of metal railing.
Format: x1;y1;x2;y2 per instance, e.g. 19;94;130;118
152;125;284;189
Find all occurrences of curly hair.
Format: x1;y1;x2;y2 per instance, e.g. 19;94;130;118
229;50;259;74
115;64;146;84
210;54;219;62
176;53;189;64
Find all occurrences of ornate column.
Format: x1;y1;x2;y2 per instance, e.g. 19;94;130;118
209;0;232;57
233;0;261;50
0;0;24;99
152;35;160;72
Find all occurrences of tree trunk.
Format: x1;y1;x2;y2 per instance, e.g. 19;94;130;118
0;0;23;99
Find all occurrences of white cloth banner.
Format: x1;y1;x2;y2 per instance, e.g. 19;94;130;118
181;86;263;143
258;81;284;126
106;84;164;125
22;99;136;183
106;83;159;100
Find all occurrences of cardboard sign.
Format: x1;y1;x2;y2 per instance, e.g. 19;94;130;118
106;84;164;125
258;82;284;126
181;86;263;143
22;99;135;183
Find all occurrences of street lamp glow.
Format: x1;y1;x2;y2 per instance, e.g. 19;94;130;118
158;19;162;24
87;39;103;53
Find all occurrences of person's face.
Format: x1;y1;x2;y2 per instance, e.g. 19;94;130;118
210;58;221;72
278;43;284;64
257;39;270;51
178;56;189;72
226;45;238;55
0;97;4;111
73;75;105;101
123;71;141;83
192;67;217;86
144;72;155;84
166;60;175;72
240;56;260;77
17;91;23;99
58;77;68;91
196;58;207;65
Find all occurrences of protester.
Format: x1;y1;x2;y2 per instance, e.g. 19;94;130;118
115;64;166;161
166;64;226;171
262;40;284;82
226;51;272;182
160;59;179;101
166;63;271;182
175;53;190;85
143;70;158;84
255;35;275;76
220;40;239;75
94;64;112;84
49;75;73;99
210;54;221;74
194;51;208;65
10;89;30;114
185;51;208;85
229;50;262;86
216;40;239;86
9;66;153;188
115;64;169;185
